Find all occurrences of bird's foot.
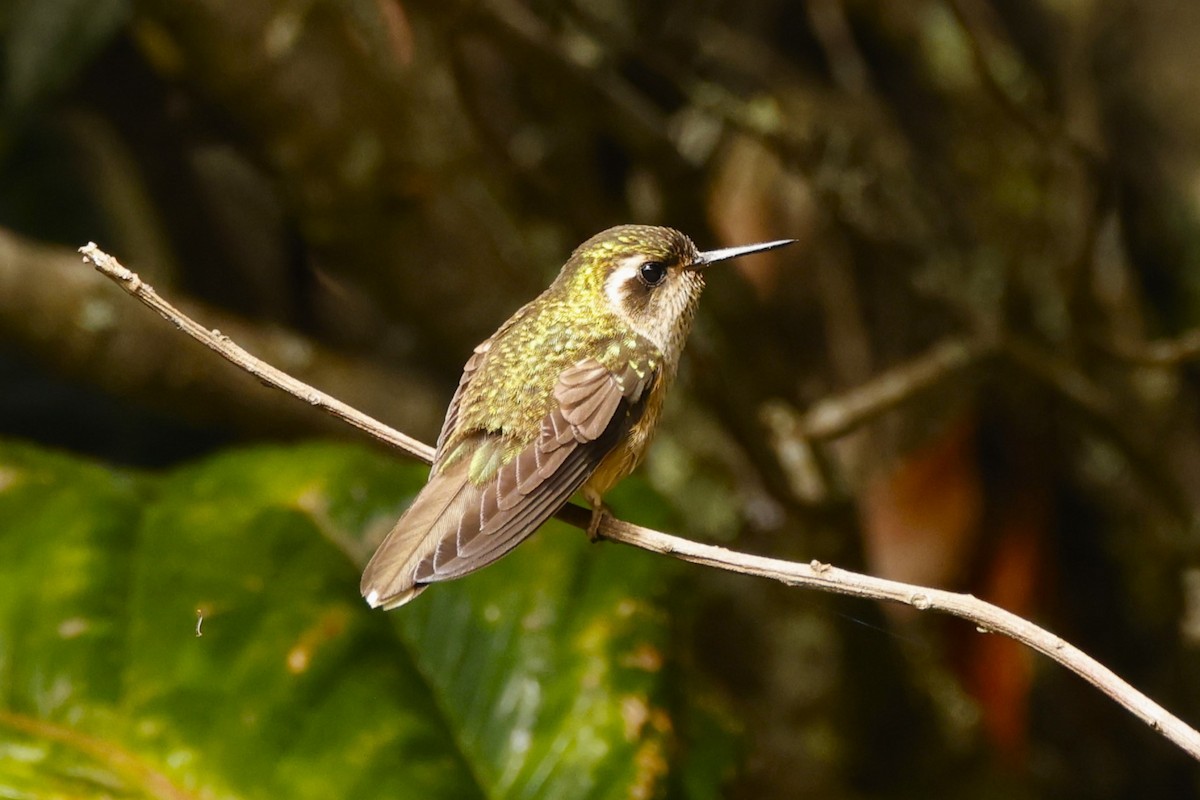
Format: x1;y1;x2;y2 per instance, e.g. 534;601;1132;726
585;494;610;542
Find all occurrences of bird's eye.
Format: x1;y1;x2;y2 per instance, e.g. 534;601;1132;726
638;261;667;287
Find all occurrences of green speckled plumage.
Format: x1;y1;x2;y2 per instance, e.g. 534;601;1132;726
440;296;665;485
435;226;699;488
360;224;795;609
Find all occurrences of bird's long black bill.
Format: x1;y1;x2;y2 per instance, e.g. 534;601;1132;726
696;238;797;267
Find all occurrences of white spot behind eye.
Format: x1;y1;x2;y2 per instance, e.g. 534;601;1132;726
603;256;684;354
604;257;649;315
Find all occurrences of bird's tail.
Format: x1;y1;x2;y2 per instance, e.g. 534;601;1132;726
360;460;471;610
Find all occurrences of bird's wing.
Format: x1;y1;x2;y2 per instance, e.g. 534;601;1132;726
432;302;535;470
360;356;656;609
431;339;488;470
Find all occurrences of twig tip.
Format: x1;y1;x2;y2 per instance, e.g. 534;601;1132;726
79;242;140;286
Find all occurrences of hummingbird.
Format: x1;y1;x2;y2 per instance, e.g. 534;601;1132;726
361;225;795;609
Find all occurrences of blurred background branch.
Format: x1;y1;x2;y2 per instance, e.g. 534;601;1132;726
0;228;444;443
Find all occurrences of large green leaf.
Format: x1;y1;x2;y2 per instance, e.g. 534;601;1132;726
0;440;720;799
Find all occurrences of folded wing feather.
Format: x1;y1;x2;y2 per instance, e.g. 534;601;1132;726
360;356;656;609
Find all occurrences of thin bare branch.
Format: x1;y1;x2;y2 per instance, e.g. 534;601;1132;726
592;513;1200;763
1103;330;1200;366
1003;335;1194;518
796;337;988;440
79;242;1200;763
945;0;1103;168
78;243;436;462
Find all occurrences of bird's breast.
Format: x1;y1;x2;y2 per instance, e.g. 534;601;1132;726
582;373;668;497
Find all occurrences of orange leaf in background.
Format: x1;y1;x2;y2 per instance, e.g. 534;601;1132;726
959;482;1045;763
862;409;1048;762
707;135;816;299
376;0;415;66
861;412;983;609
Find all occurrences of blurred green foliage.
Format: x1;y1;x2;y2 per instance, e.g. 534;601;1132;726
0;440;728;799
